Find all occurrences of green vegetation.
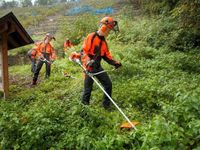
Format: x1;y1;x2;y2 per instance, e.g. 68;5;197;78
0;4;66;28
0;0;200;149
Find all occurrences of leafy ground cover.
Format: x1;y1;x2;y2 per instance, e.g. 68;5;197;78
0;0;200;149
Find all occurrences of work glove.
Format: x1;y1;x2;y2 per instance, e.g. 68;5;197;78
86;59;95;67
39;55;44;60
114;61;122;69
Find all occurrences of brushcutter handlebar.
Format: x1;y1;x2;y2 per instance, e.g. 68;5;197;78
91;68;116;76
114;61;122;69
70;58;117;76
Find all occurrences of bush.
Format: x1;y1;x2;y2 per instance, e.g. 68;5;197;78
169;28;200;51
57;14;99;46
1;0;200;149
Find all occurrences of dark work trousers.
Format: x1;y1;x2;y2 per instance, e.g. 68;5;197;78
82;71;112;107
33;53;51;82
31;59;36;73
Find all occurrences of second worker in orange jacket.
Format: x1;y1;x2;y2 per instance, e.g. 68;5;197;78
32;33;56;85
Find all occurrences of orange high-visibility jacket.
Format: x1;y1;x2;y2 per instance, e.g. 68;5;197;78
31;47;37;59
28;46;37;59
37;42;56;60
64;41;73;51
82;32;116;71
27;42;41;59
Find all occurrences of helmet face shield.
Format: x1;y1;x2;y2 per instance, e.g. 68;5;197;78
45;33;56;41
107;21;119;32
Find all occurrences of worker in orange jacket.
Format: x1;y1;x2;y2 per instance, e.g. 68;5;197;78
81;16;121;110
63;38;73;57
32;33;56;85
64;38;73;51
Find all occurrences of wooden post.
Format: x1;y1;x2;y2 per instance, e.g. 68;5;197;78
1;32;9;98
0;12;34;99
0;38;3;91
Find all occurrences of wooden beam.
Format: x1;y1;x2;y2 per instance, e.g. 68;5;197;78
0;37;3;91
0;23;8;34
8;35;20;48
1;32;9;98
8;21;16;35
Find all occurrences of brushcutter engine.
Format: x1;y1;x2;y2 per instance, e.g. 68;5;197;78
69;52;81;64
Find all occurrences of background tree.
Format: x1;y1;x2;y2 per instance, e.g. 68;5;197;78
35;0;55;6
21;0;33;7
0;0;19;9
60;0;67;2
127;0;199;50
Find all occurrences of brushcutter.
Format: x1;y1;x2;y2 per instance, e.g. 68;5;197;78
71;57;139;130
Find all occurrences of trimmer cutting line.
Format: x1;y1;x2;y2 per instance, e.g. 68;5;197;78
71;57;139;130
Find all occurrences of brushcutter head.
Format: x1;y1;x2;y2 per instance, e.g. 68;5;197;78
120;121;140;130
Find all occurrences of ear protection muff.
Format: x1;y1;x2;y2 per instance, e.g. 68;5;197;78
100;24;107;32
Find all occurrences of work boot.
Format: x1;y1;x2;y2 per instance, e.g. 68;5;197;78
45;75;50;79
103;105;113;112
31;80;37;85
81;100;89;105
103;100;112;112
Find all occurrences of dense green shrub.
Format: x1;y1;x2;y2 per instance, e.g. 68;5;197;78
169;28;200;51
1;0;200;149
57;14;99;45
123;0;200;51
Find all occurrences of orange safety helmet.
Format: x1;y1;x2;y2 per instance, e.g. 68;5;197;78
100;16;119;32
44;33;56;41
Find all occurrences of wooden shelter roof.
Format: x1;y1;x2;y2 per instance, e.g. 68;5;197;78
0;12;34;50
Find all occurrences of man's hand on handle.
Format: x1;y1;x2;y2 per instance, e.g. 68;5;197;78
114;61;122;69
